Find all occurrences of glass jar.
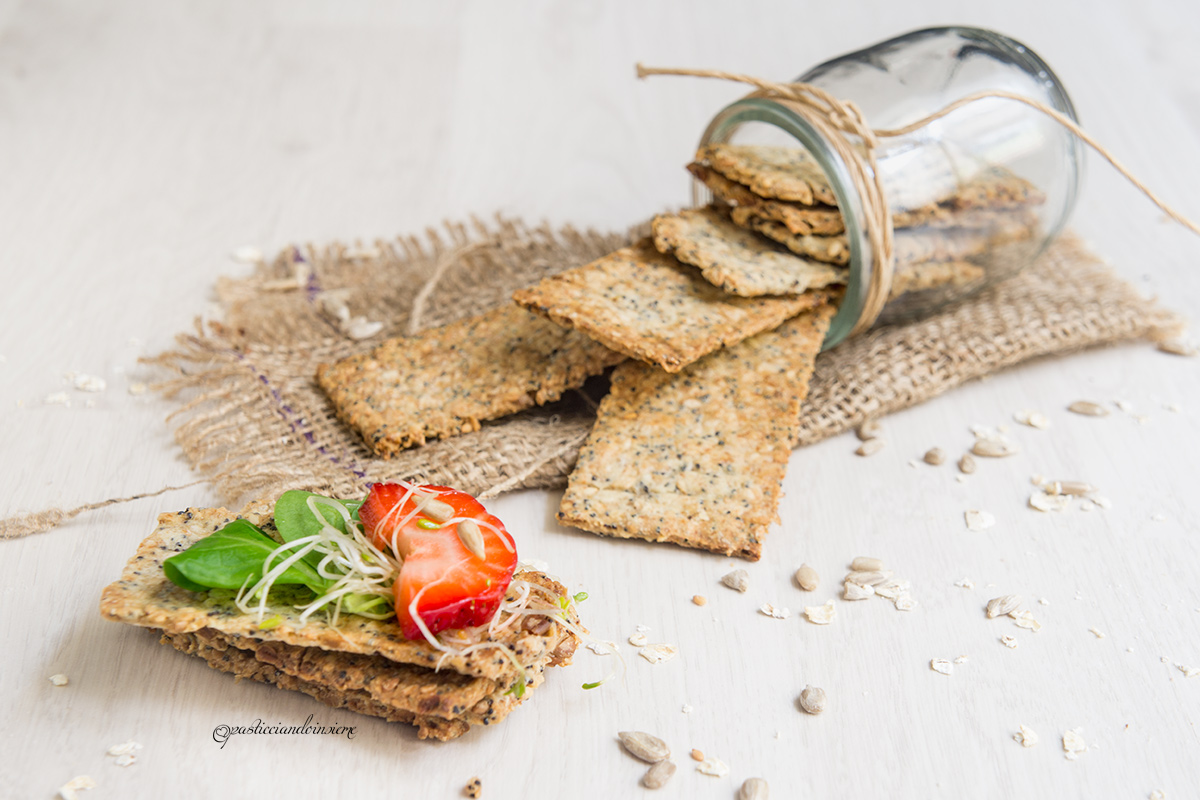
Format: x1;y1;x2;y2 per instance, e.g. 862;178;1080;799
692;26;1083;347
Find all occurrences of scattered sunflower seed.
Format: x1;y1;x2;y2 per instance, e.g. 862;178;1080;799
456;519;486;560
843;581;874;601
641;760;676;790
798;685;827;715
1013;725;1039;747
850;556;884;572
794;564;819;591
618;731;670;763
738;777;770;800
1158;339;1198;357
639;644;678;664
930;658;954;676
759;603;790;619
844;570;893;587
971;438;1019;458
58;776;96;800
1044;480;1095;497
986;595;1022;618
692;594;707;606
1062;728;1087;760
1000;635;1019;649
923;447;945;465
856;419;883;440
804;600;836;625
721;569;750;593
1029;491;1071;512
48;674;69;686
958;453;977;474
856;438;886;457
696;757;729;777
1068;400;1109;417
1013;409;1050;429
690;749;704;762
964;510;996;531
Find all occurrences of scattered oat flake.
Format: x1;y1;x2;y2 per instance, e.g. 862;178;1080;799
344;318;384;340
232;245;264;263
49;673;69;686
964;509;996;531
1115;399;1134;412
1038;598;1050;606
954;578;975;589
1011;610;1042;632
58;776;96;800
696;757;729;777
843;581;875;601
1161;656;1172;664
73;373;106;392
628;633;648;647
1089;627;1105;639
587;641;618;655
804;600;836;625
1062;728;1087;759
44;391;70;406
894;594;917;611
1149;791;1166;800
681;704;693;714
1178;664;1200;678
1000;635;1019;649
720;569;749;593
107;741;143;757
759;603;790;619
1092;495;1112;510
1029;490;1071;512
1013;725;1039;747
930;659;954;675
856;438;886;457
639;644;678;664
1014;409;1050;429
635;624;651;634
953;655;969;664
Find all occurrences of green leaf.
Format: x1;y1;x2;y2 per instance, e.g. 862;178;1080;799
162;519;329;593
274;491;360;543
340;592;391;616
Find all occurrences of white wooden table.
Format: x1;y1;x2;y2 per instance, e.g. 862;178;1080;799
3;2;1199;798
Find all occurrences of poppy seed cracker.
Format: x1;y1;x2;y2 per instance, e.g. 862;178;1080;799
556;304;834;560
513;239;831;373
316;304;625;457
652;207;846;297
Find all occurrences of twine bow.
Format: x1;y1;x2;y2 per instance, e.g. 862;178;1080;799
637;64;1200;334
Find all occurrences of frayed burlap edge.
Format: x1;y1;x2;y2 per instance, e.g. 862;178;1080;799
140;219;1180;511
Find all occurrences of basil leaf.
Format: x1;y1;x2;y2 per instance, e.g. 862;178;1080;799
163;519;328;593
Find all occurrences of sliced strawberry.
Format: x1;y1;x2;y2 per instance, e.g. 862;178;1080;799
360;482;518;640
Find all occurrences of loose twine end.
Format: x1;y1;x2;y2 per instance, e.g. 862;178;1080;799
0;481;207;542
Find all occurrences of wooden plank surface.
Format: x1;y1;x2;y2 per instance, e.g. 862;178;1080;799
2;1;1198;798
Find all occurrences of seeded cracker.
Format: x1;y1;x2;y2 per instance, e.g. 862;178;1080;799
652;206;846;297
557;305;833;559
514;239;830;373
317;304;624;457
699;144;838;205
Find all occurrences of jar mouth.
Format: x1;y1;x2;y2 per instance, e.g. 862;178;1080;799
697;99;871;350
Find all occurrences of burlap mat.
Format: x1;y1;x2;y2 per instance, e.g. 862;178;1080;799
148;216;1182;508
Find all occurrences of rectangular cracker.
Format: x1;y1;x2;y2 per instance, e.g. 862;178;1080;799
557;304;835;560
513;239;831;373
652;206;846;297
99;500;581;688
889;260;986;300
316;304;625;456
699;144;838;205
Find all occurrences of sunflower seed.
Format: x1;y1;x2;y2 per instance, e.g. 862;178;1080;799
618;731;670;763
804;600;836;625
964;510;996;531
922;446;945;465
856;438;886;457
1044;480;1095;497
971;438;1019;458
843;581;874;600
1067;400;1109;417
721;569;749;593
641;760;677;790
794;564;819;591
738;777;770;800
456;519;486;560
856;419;883;440
930;658;954;675
986;595;1022;618
1029;490;1071;512
845;569;893;587
1158;339;1198;356
1013;725;1039;748
798;685;826;714
958;453;977;474
419;496;455;522
850;556;884;572
696;757;729;777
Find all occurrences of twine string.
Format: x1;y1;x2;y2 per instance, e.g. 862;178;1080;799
0;481;206;541
637;64;1200;332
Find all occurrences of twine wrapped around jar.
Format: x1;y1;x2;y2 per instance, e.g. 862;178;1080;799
637;63;1200;335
